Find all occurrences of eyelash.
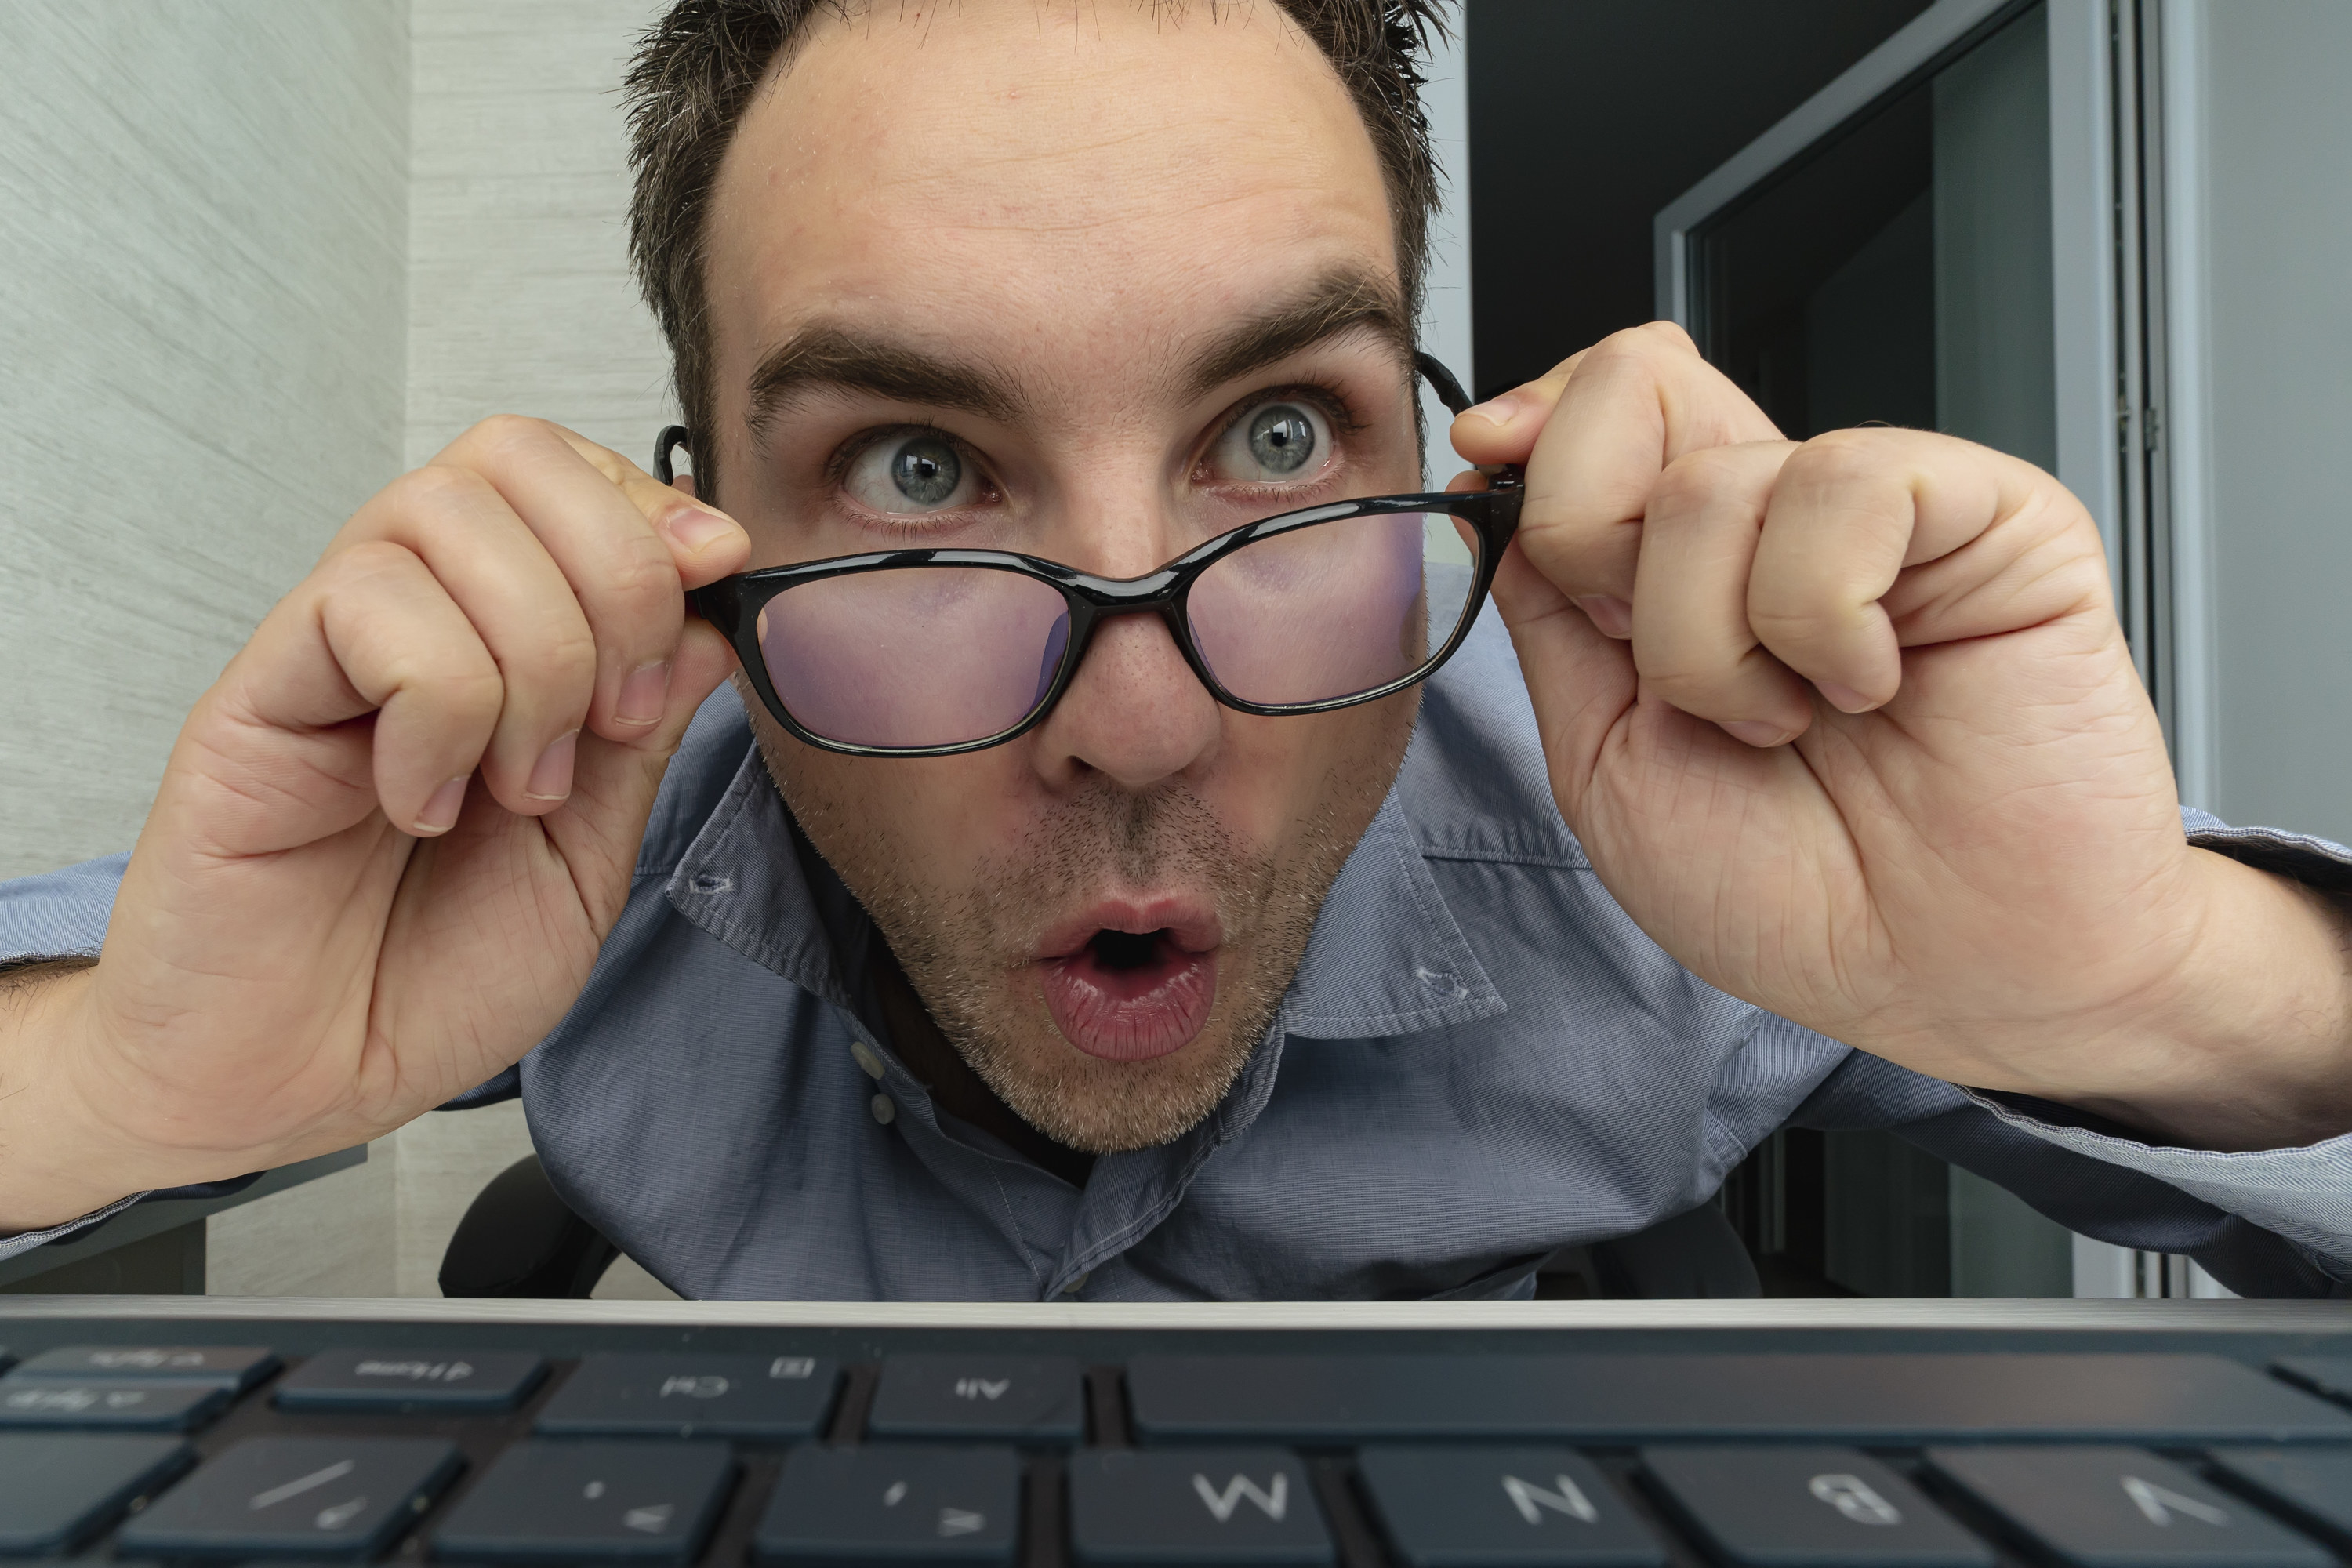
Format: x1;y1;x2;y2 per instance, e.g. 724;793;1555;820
1203;382;1368;474
818;380;1373;517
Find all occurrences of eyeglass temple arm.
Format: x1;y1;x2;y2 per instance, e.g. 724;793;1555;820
1416;352;1523;492
654;354;1516;488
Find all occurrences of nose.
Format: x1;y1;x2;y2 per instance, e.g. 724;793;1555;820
1031;606;1221;790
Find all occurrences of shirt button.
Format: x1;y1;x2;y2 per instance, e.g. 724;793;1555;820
1060;1272;1090;1296
870;1094;896;1126
851;1040;886;1080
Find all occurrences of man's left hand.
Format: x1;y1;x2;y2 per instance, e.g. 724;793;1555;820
1454;322;2352;1151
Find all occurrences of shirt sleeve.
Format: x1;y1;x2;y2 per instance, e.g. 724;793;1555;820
0;851;128;965
1780;806;2352;1298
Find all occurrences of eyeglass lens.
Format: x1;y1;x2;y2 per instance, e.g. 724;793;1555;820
753;511;1482;750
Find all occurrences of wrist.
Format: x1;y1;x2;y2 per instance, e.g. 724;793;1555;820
2042;848;2352;1149
0;964;275;1232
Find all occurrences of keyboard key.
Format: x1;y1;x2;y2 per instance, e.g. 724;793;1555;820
0;1432;191;1553
0;1377;230;1430
9;1343;278;1390
868;1356;1083;1441
431;1439;734;1562
753;1444;1018;1566
116;1434;461;1559
2207;1449;2352;1545
1123;1354;2352;1443
274;1347;546;1410
1642;1446;1991;1567
2271;1356;2352;1406
1926;1446;2330;1567
1069;1448;1332;1566
1355;1446;1664;1567
537;1353;840;1439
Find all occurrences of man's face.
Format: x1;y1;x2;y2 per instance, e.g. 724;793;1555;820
702;0;1424;1152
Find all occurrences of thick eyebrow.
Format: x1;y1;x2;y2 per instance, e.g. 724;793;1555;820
1182;267;1415;401
745;325;1025;437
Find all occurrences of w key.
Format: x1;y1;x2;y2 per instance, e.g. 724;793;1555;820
1069;1449;1330;1566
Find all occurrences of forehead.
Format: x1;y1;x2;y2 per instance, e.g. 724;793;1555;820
702;1;1398;405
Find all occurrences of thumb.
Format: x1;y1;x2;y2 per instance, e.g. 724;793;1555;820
1490;539;1635;829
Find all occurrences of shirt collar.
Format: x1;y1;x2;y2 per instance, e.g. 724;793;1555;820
665;728;1504;1044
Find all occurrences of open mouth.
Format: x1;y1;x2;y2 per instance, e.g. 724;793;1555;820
1036;925;1218;1062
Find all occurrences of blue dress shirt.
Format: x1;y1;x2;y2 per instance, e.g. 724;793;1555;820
5;608;2352;1297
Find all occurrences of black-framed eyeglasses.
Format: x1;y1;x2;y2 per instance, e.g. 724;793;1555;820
668;353;1521;758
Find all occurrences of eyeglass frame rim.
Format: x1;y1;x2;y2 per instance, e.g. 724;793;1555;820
668;353;1524;760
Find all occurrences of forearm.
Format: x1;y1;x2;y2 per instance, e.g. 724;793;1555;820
2028;848;2352;1152
0;960;175;1232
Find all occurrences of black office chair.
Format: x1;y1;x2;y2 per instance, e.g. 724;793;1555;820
439;1155;619;1298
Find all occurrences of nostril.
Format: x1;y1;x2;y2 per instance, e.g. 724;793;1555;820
1090;929;1163;971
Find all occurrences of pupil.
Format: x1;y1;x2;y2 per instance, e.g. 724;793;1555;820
1247;405;1314;474
890;437;961;505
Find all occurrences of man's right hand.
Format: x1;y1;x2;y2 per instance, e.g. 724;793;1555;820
0;418;749;1231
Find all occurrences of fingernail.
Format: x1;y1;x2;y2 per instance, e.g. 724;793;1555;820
1573;594;1634;639
524;729;579;801
663;503;736;554
1721;720;1794;749
1815;681;1877;714
1461;391;1523;429
615;661;671;727
412;776;468;835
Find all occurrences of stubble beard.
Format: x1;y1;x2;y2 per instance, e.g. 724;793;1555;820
746;686;1415;1153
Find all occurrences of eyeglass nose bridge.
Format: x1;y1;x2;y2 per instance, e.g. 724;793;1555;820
1029;561;1228;724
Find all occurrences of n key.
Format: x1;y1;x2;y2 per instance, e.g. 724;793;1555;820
1356;1447;1663;1566
1069;1449;1330;1566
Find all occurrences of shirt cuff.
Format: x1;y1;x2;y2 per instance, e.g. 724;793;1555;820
0;1189;150;1265
1965;1089;2352;1280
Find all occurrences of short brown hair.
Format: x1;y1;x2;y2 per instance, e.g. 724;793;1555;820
623;0;1452;504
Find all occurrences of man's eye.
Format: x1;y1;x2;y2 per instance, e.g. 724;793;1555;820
1211;401;1332;483
844;433;975;514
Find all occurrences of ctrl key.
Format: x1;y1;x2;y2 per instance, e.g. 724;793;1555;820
433;1439;735;1563
0;1432;191;1554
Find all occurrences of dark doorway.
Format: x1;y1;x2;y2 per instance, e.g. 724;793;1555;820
1465;0;1935;397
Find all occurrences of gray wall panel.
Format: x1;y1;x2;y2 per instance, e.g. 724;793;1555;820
0;2;408;880
2195;1;2352;844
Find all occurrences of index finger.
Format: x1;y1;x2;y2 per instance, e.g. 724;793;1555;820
1450;321;1782;605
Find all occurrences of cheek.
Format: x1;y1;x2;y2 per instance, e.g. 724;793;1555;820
778;734;1036;892
1203;695;1417;852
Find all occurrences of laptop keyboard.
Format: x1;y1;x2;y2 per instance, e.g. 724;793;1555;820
0;1319;2348;1564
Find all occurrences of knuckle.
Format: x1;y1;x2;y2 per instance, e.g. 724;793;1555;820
466;412;555;453
597;528;684;613
513;619;600;696
322;537;425;592
384;462;496;523
1787;427;1899;489
1650;445;1755;514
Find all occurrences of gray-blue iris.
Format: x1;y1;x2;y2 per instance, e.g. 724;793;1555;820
1247;405;1315;473
891;437;961;505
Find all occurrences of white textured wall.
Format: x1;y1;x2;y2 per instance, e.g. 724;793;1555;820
0;2;409;1294
0;2;410;882
406;0;675;468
